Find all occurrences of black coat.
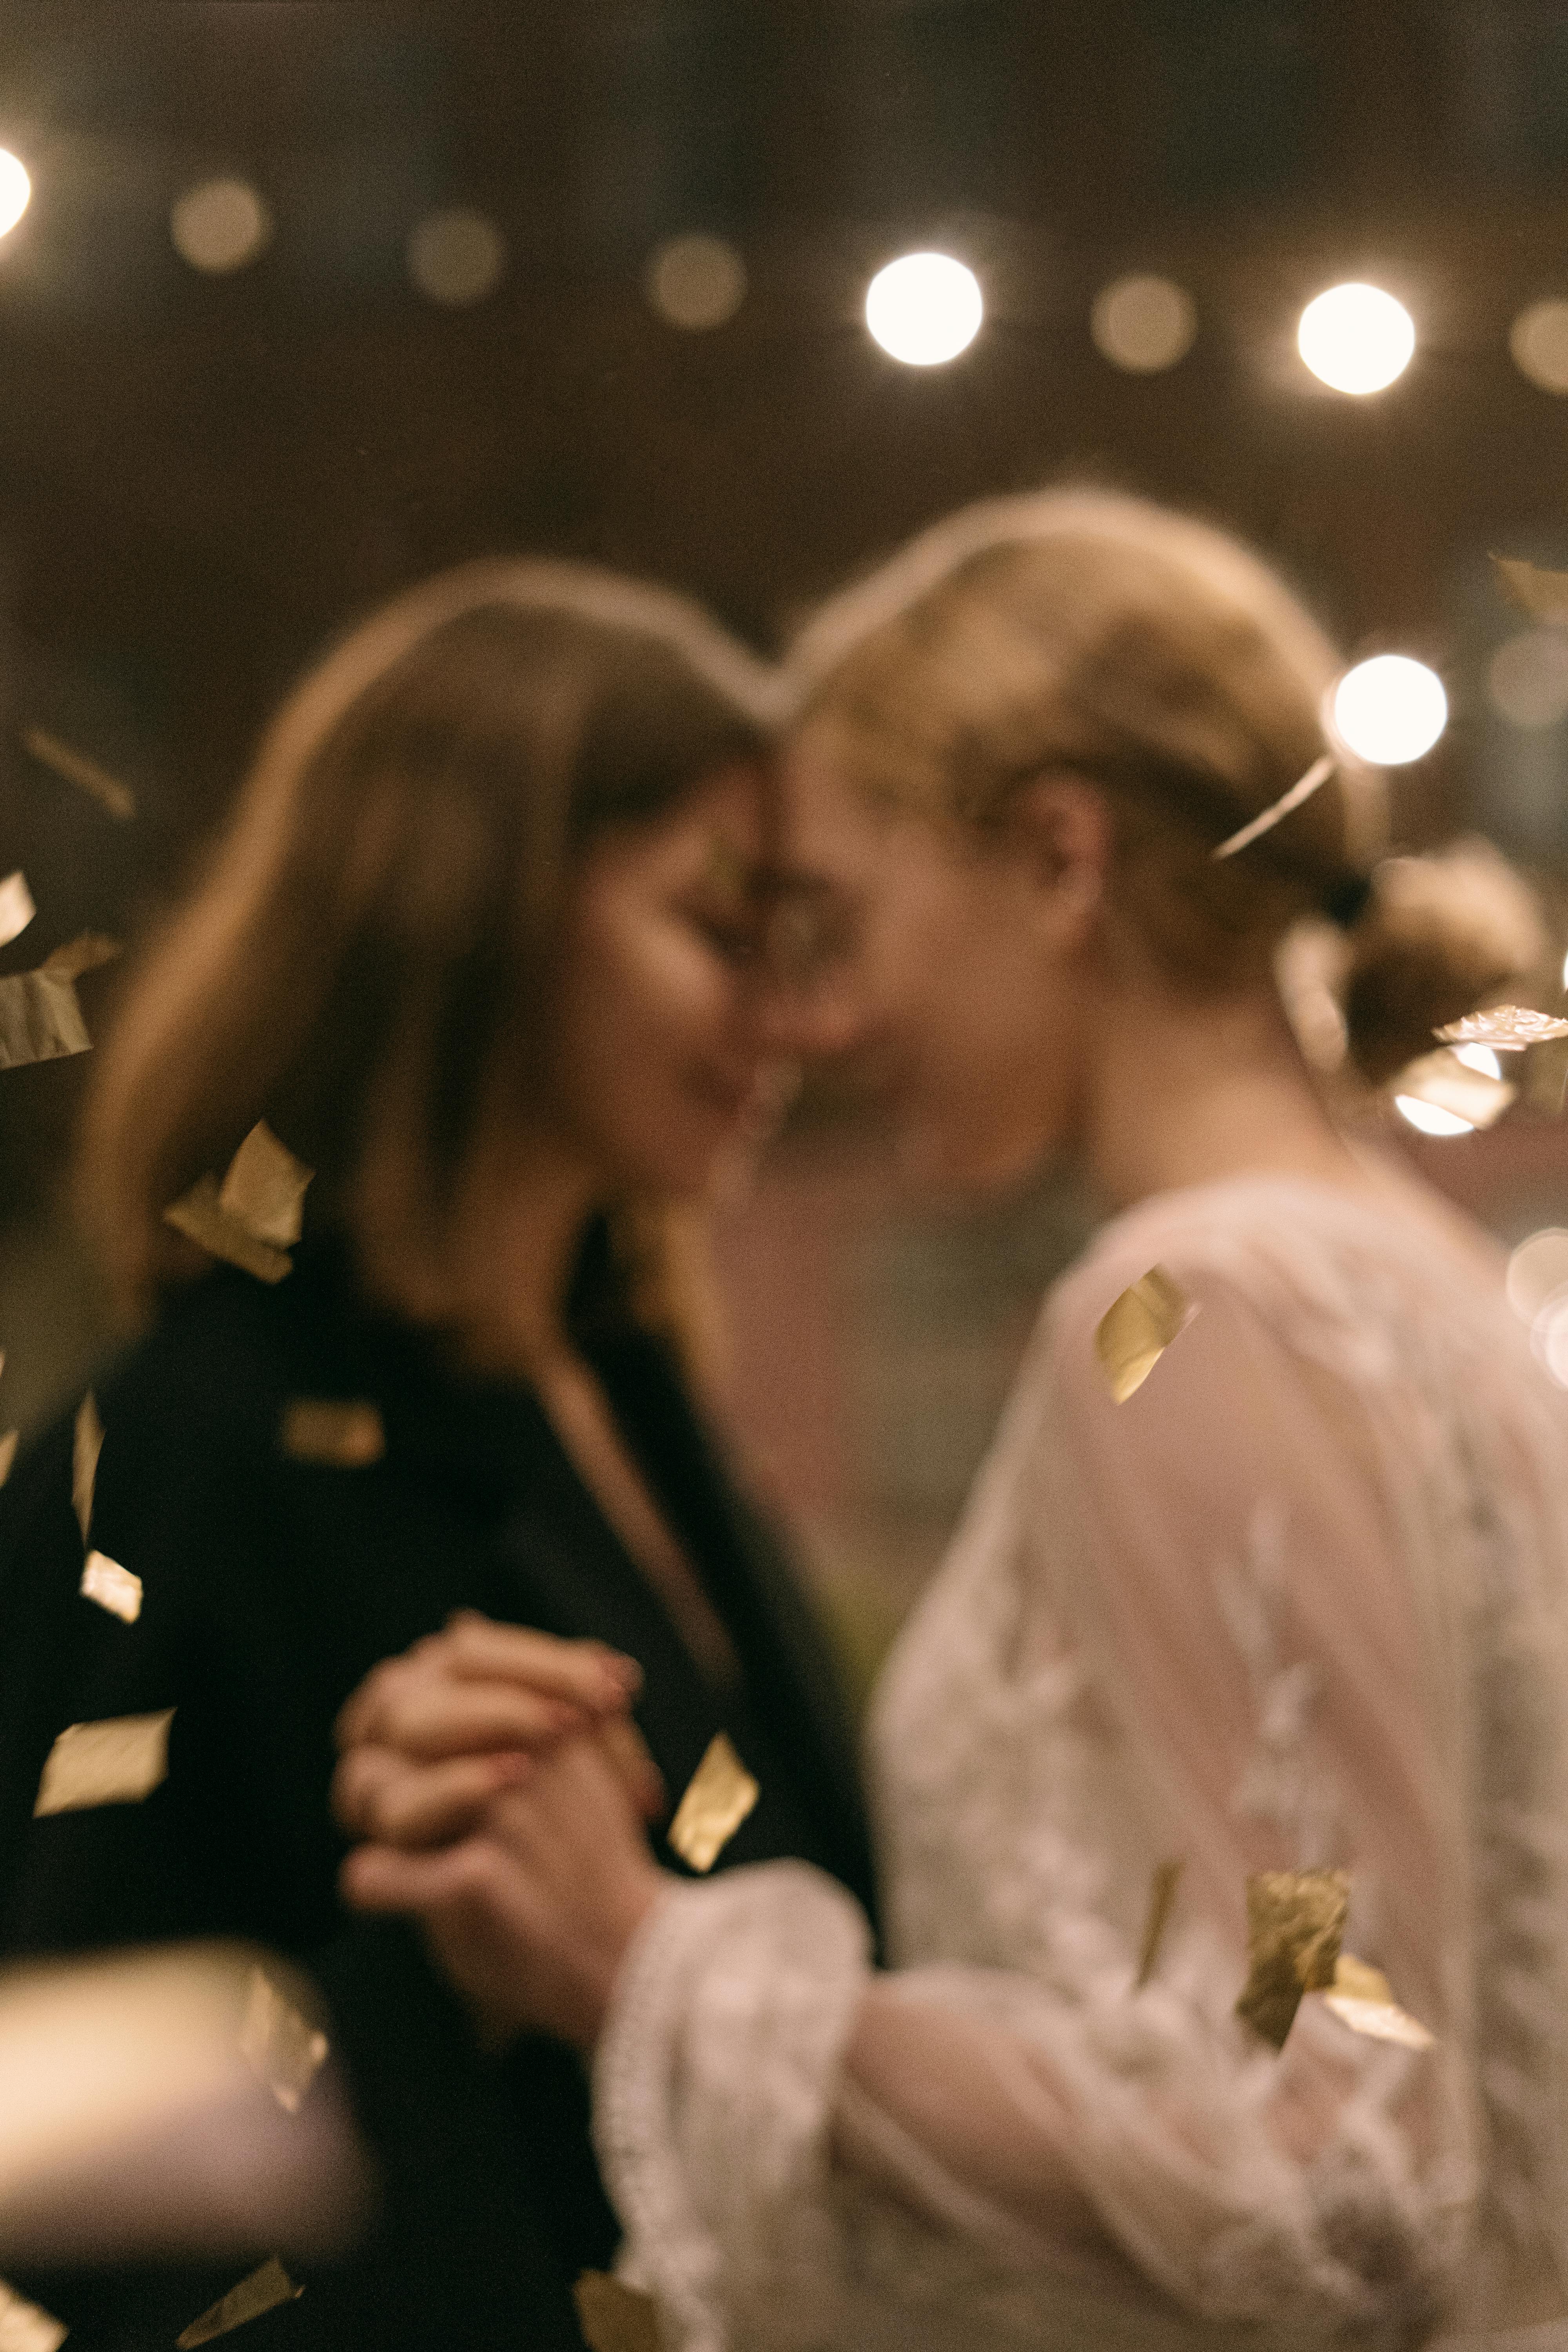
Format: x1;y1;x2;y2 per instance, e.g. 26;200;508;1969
0;1228;877;2350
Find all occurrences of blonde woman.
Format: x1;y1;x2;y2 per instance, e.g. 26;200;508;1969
337;494;1568;2352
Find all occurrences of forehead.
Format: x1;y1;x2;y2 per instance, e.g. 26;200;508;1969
773;725;890;890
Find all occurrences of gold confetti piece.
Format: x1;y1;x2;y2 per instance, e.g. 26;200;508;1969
73;1388;103;1542
1320;1951;1435;2049
0;966;90;1070
217;1121;312;1250
79;1551;142;1625
0;1433;16;1487
1434;1004;1568;1050
0;2276;67;2352
1236;1868;1350;2049
0;873;35;952
280;1398;385;1469
164;1176;292;1283
239;1967;329;2115
1094;1265;1195;1403
1212;754;1336;861
176;2258;302;2347
34;1709;174;1816
1492;554;1568;626
1393;1049;1515;1131
667;1731;759;1873
41;933;120;982
1135;1858;1184;1989
573;2271;661;2352
21;725;136;821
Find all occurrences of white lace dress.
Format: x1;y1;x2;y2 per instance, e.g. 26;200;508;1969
591;1176;1568;2352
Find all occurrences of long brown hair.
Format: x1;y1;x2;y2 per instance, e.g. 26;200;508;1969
78;559;779;1313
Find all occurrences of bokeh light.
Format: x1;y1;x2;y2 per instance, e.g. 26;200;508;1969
1488;629;1568;729
1510;298;1568;394
865;252;982;366
1393;1096;1473;1136
1297;282;1415;394
1090;274;1196;373
1330;654;1447;764
1532;1290;1568;1388
0;149;30;239
644;232;747;330
406;208;506;306
1506;1229;1568;1322
1452;1043;1503;1078
170;178;271;275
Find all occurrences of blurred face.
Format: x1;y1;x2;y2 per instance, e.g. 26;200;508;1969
764;723;1097;1195
547;762;795;1201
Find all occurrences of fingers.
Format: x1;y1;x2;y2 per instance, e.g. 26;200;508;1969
597;1715;666;1822
340;1835;495;1916
332;1742;532;1847
335;1617;642;1754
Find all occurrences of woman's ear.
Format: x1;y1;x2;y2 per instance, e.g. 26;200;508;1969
1004;772;1112;933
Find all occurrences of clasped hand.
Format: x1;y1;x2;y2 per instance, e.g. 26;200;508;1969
332;1614;669;2052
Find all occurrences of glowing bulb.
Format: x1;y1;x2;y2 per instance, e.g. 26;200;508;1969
645;233;746;330
171;179;270;274
1394;1095;1473;1136
406;209;506;306
865;252;982;367
0;149;29;239
1511;299;1568;395
1533;1291;1568;1387
1297;283;1414;395
1452;1044;1503;1078
1090;274;1196;373
1507;1230;1568;1323
1330;655;1446;765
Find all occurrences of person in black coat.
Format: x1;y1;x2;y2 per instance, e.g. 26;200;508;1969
0;560;876;2352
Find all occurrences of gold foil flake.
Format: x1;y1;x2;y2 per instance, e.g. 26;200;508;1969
0;873;35;951
280;1398;385;1469
218;1122;312;1250
164;1176;292;1283
1135;1858;1184;1989
573;2271;661;2352
1236;1868;1350;2049
1320;1951;1435;2050
1212;754;1336;861
73;1388;103;1542
1492;554;1568;625
34;1709;174;1816
1094;1266;1195;1403
667;1732;759;1873
42;934;120;982
80;1552;141;1626
21;725;137;821
0;1433;16;1487
0;2277;67;2352
1435;1005;1568;1051
1393;1049;1515;1131
239;1967;329;2114
0;966;90;1070
176;2259;302;2347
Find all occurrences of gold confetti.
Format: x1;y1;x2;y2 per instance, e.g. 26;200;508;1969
667;1732;759;1873
34;1710;174;1816
1212;754;1336;861
0;873;35;951
1492;554;1568;626
0;2276;67;2352
0;1434;16;1487
42;934;120;982
280;1398;385;1469
21;725;136;821
79;1551;142;1626
1393;1049;1515;1131
573;2271;661;2352
1094;1265;1195;1403
176;2258;302;2347
164;1176;292;1283
1320;1951;1434;2049
164;1123;313;1283
1134;1858;1184;1989
239;1967;329;2115
1434;1005;1568;1050
1236;1869;1349;2048
0;965;90;1070
73;1388;103;1542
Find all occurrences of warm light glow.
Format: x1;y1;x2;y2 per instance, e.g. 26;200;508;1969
1533;1292;1568;1388
1297;283;1414;395
170;179;270;274
406;208;506;306
1510;299;1568;395
1452;1043;1503;1078
0;149;29;240
1330;655;1446;765
865;252;982;366
1394;1096;1474;1136
645;232;747;330
1507;1230;1568;1322
1090;274;1196;373
1488;629;1568;729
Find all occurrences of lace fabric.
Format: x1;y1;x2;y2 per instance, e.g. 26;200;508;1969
594;1176;1568;2351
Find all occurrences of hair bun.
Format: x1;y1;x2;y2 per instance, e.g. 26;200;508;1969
1341;837;1549;1085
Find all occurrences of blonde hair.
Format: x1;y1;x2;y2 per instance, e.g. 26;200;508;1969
78;558;779;1317
789;488;1544;1082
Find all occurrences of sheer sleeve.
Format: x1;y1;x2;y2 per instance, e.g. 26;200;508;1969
593;1247;1479;2352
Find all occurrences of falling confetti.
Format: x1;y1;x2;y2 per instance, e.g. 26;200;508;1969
1094;1266;1195;1403
238;1967;329;2116
33;1710;174;1816
1434;1005;1568;1050
0;2277;67;2352
1320;1951;1434;2049
1134;1858;1184;1989
42;934;120;982
21;725;137;820
667;1732;759;1872
164;1123;314;1285
73;1389;103;1543
0;873;35;950
280;1399;385;1468
1212;754;1336;861
1492;554;1568;626
1236;1868;1349;2049
79;1552;142;1625
0;1434;15;1487
573;2272;661;2352
176;2259;302;2347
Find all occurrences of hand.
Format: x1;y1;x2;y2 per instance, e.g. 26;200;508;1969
341;1731;668;2051
332;1612;664;1849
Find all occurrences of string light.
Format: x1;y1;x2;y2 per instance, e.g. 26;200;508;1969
644;233;747;330
1394;1096;1473;1136
0;150;29;240
1091;274;1196;373
170;179;270;275
1510;299;1568;395
1329;655;1446;765
1298;283;1414;394
406;208;506;306
865;252;982;366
